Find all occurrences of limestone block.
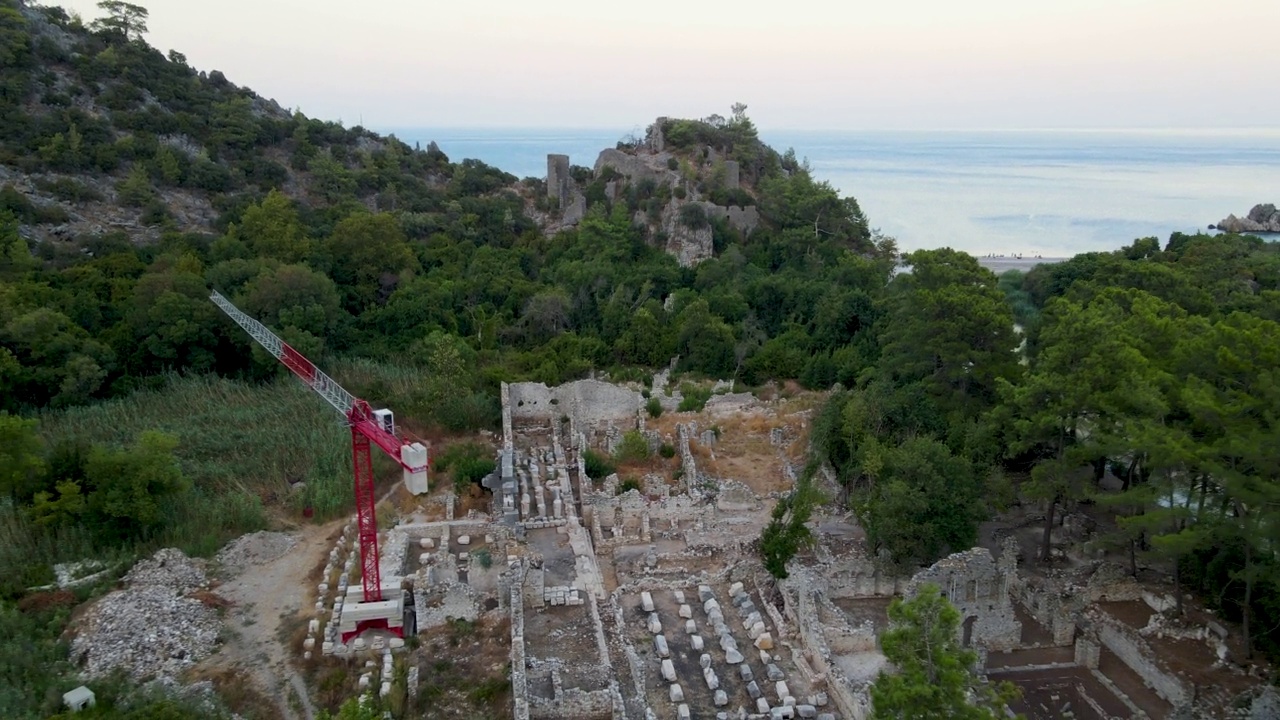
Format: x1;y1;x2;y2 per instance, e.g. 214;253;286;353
678;604;692;619
814;692;828;707
704;598;721;614
358;674;370;690
380;681;391;698
389;638;405;649
457;552;468;562
419;537;433;549
726;648;744;664
418;553;430;565
760;650;771;663
767;663;784;681
709;608;725;626
744;611;763;629
685;619;697;634
797;705;817;718
654;635;670;658
641;591;655;612
691;635;705;651
457;535;471;545
748;622;764;640
698;585;713;602
714;689;728;706
308;618;320;633
740;664;754;681
304;650;312;660
669;683;685;702
303;637;315;650
729;581;744;596
783;696;796;706
757;698;771;714
818;715;836;720
322;641;334;654
700;653;712;669
677;704;691;720
747;680;762;699
353;638;366;651
703;666;719;691
484;534;494;544
720;635;738;653
742;601;757;616
674;590;686;604
776;681;790;701
648;613;663;634
318;582;329;594
713;621;730;638
661;659;676;682
755;632;774;650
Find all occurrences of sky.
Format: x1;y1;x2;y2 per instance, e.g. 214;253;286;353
56;0;1280;131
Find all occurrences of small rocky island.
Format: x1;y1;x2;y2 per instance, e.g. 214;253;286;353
1214;203;1280;233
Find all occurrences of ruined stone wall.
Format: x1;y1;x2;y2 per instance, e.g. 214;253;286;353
1097;621;1190;706
510;562;531;720
780;575;874;720
508;380;641;432
703;203;760;236
907;548;1021;651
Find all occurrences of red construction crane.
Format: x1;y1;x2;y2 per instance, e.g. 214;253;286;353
211;290;427;638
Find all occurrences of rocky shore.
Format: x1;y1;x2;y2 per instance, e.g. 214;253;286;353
1213;204;1280;234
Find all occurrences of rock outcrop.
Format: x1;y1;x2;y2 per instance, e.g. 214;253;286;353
1215;203;1280;233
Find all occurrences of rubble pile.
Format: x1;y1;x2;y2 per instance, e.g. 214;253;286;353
70;549;221;680
215;530;298;571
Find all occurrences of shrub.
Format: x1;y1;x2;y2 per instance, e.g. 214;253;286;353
645;396;663;418
666;157;679;171
615;431;650;463
678;383;712;412
659;443;676;459
617;477;642;495
583;449;615;482
474;547;492;569
679;203;709;230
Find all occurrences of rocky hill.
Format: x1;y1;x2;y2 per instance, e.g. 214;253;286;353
527;110;875;266
0;0;501;246
1215;204;1280;234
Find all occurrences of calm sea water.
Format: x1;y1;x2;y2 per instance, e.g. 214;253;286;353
380;127;1280;258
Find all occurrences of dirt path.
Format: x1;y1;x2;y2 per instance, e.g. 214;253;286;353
200;521;343;720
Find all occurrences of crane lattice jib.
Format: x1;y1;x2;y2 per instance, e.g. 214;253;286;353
209;290;355;416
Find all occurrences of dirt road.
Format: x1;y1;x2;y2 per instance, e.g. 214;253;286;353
200;522;343;720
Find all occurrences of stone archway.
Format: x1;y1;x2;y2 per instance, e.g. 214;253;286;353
963;615;978;647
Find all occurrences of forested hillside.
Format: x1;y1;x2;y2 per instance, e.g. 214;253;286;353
1;3;892;715
3;1;1280;717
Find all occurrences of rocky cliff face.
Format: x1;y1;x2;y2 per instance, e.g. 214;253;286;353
540;119;762;267
1215;204;1280;234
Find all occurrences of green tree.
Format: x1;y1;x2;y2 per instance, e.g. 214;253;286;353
237;190;312;262
858;437;985;567
84;430;189;541
0;412;44;504
0;210;35;279
871;585;1021;719
881;249;1021;417
325;211;418;311
1002;289;1167;562
92;1;149;41
760;470;821;578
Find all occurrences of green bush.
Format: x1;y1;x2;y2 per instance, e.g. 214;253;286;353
614;430;650;463
617;477;642;495
678;383;712;412
659;443;676;459
645;396;663;418
666;157;679;171
583;449;615;481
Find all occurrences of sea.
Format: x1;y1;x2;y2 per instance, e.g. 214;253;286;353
378;126;1280;261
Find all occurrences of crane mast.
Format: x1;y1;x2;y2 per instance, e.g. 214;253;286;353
211;291;427;639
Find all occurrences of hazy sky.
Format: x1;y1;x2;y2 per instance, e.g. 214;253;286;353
57;0;1279;130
